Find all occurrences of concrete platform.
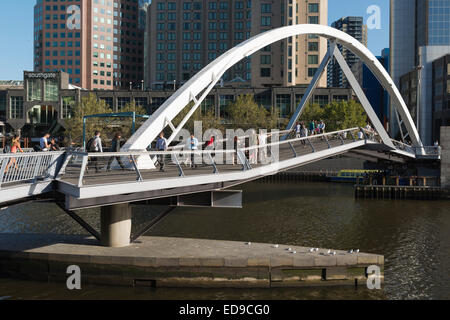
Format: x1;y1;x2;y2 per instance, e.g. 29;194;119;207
0;234;384;288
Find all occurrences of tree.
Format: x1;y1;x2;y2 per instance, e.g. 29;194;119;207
322;100;367;131
299;103;324;124
298;100;367;132
227;94;278;130
65;94;112;146
116;101;148;138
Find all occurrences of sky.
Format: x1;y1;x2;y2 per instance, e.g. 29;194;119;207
0;0;390;80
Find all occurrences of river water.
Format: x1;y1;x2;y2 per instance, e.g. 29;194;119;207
0;181;449;300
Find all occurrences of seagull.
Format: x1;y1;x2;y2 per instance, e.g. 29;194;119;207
286;247;292;251
273;244;279;248
246;242;252;245
292;251;297;254
327;249;331;254
355;249;360;253
314;248;319;252
309;248;314;253
348;249;353;254
332;251;336;255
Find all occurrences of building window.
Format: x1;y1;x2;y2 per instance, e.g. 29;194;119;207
276;94;291;117
314;95;329;107
308;4;319;13
44;78;58;101
261;16;271;26
10;96;24;119
261;4;272;13
27;79;41;101
308;42;319;51
260;55;271;65
117;97;131;111
308;16;319;24
308;68;318;77
260;68;271;77
308;55;319;64
62;96;75;119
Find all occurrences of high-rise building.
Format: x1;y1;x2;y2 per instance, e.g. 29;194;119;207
327;16;368;88
144;0;328;89
33;0;150;91
352;48;390;127
390;0;450;144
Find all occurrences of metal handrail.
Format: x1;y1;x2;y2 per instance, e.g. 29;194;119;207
239;127;363;152
0;151;65;189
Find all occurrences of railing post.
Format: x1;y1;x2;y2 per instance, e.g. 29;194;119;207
207;152;219;174
55;153;72;180
131;155;143;182
173;153;185;177
0;158;8;190
338;133;345;145
324;135;331;149
307;139;315;153
32;155;43;183
78;155;88;187
288;142;297;158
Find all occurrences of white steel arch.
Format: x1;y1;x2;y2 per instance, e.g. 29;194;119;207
123;24;423;151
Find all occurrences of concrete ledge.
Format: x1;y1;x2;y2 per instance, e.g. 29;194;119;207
0;234;383;288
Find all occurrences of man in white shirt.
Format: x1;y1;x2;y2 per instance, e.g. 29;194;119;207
295;122;301;138
186;133;199;168
90;131;103;172
40;133;51;151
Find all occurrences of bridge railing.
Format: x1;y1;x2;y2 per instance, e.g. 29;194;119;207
59;127;373;187
0;151;65;189
391;140;442;157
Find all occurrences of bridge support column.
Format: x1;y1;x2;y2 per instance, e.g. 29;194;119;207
441;126;450;192
100;203;132;247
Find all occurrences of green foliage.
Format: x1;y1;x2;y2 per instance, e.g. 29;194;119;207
300;100;367;132
117;101;148;138
227;94;279;130
322;100;367;131
64;94;148;146
65;94;112;145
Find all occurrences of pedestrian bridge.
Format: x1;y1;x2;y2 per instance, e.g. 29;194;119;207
0;127;440;211
0;24;441;247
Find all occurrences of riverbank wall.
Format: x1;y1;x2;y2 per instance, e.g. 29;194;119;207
0;234;383;288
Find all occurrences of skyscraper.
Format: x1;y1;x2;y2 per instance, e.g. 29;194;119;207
390;0;450;144
33;0;151;90
327;16;368;88
144;0;328;89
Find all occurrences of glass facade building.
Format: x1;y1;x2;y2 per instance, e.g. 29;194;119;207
33;0;151;90
328;16;368;88
390;0;450;144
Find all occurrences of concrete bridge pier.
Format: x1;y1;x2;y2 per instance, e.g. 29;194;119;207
100;203;132;248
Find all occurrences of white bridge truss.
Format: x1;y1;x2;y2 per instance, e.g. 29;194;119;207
123;24;423;153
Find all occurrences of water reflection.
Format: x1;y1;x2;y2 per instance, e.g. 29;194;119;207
0;182;449;300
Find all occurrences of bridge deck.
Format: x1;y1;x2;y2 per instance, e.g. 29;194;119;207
59;138;350;187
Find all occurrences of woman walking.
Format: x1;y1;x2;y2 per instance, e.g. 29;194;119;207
5;135;24;173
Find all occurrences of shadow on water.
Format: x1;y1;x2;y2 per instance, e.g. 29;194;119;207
0;181;449;300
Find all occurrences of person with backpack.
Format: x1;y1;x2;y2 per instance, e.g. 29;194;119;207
87;131;103;173
40;133;51;151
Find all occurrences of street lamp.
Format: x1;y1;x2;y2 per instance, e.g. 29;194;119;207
141;80;144;91
173;80;176;91
129;81;133;91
